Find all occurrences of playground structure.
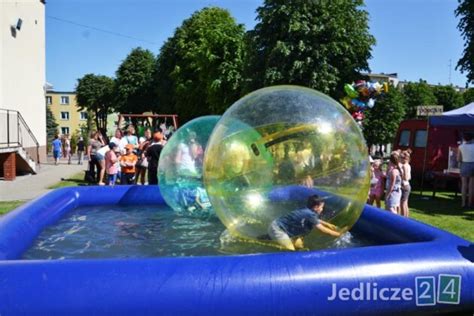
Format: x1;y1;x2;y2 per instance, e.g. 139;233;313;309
0;185;472;315
117;113;179;133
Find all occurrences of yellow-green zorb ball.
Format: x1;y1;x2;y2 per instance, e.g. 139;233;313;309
203;86;370;248
158;115;220;215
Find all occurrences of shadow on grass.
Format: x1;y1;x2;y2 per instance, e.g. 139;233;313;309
410;192;474;221
47;172;90;189
60;177;88;184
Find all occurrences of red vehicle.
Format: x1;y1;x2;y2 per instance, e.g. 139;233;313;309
393;116;474;179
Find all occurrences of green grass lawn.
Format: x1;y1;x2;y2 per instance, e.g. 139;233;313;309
47;172;87;189
0;200;25;215
408;190;473;242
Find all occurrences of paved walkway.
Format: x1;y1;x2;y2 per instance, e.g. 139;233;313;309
0;156;87;201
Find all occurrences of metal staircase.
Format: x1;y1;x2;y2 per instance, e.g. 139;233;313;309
0;109;40;175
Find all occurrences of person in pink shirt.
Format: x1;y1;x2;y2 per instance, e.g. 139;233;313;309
367;159;385;208
105;142;119;186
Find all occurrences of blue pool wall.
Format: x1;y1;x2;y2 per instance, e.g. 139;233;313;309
0;185;472;315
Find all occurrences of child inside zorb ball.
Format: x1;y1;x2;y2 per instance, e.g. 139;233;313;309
158;116;220;215
203;85;370;250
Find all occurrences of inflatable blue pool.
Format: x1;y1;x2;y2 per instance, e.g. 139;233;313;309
0;185;472;315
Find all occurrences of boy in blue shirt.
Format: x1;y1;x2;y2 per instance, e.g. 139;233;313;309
268;194;347;250
52;135;62;165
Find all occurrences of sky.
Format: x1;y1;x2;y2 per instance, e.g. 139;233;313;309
45;0;469;92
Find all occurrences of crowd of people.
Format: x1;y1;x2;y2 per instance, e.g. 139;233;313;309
51;134;80;166
367;149;412;217
367;131;474;212
85;125;168;186
51;123;174;186
51;134;87;166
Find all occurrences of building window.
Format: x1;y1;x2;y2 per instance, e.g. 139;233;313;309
61;111;69;120
61;127;69;135
414;130;427;148
398;130;410;147
60;96;69;105
80;112;88;120
46;96;52;105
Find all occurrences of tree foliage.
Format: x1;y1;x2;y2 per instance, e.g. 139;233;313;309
402;81;437;118
75;74;115;132
456;0;474;85
155;7;245;122
244;0;376;97
363;86;406;146
46;105;58;146
154;39;177;115
463;87;474;104
432;85;464;112
115;47;156;114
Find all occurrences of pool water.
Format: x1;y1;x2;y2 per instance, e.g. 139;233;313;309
22;205;374;260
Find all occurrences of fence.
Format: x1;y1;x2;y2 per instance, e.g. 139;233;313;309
0;108;40;164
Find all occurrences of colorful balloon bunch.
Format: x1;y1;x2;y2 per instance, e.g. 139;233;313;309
340;80;389;124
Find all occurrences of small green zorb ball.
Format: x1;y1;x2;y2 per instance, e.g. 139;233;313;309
203;86;370;249
158;116;220;215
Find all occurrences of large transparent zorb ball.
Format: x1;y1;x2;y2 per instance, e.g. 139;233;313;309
158;116;220;214
204;86;370;248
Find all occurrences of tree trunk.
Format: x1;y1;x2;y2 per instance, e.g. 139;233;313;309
94;111;100;133
102;115;107;133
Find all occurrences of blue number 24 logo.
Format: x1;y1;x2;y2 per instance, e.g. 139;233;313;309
415;275;461;306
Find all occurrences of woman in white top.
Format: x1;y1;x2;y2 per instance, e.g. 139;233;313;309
110;129;127;154
400;150;412;217
457;132;474;208
96;144;110;185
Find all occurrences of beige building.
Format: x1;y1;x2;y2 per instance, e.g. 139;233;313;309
364;72;400;87
0;0;46;179
47;91;88;136
47;91;121;138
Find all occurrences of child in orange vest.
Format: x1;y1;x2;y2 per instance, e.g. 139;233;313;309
120;144;138;184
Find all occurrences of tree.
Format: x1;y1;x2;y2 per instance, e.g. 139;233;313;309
78;110;95;140
402;80;437;118
363;86;406;147
244;0;376;97
115;47;156;114
154;39;178;115
155;7;245;122
432;85;464;112
46;105;58;149
456;0;474;85
75;74;115;132
463;87;474;104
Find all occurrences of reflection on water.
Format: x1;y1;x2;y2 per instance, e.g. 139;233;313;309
22;205;373;260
